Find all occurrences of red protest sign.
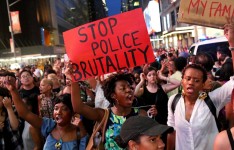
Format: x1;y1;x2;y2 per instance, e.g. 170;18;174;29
63;8;155;81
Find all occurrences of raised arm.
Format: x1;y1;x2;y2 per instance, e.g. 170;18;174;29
158;71;181;93
71;82;104;122
134;73;145;97
65;66;104;122
224;17;234;67
3;97;19;130
4;76;42;129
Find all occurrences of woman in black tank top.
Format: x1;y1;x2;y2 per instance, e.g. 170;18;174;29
134;66;181;124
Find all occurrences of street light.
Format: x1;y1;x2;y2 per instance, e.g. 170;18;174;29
6;0;21;62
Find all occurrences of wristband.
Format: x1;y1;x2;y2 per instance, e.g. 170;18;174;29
229;47;234;51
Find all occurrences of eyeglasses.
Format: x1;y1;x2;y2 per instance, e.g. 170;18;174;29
21;75;32;79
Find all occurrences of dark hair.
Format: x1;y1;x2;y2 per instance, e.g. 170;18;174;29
195;53;214;72
0;71;16;80
44;65;53;72
217;46;231;57
23;66;31;71
0;69;7;75
115;134;141;149
143;66;157;76
102;73;133;106
168;53;173;57
160;54;167;62
54;94;73;113
174;57;187;72
0;87;11;98
150;61;160;70
132;66;143;75
46;69;57;75
0;87;11;116
182;64;207;83
216;62;233;81
19;70;33;78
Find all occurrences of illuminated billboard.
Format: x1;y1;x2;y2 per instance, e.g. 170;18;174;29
143;0;161;34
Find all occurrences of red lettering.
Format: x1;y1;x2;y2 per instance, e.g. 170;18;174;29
222;5;232;17
214;3;222;17
210;2;219;17
188;0;200;14
200;1;207;16
209;2;233;17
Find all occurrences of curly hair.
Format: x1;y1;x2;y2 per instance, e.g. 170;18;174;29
182;64;207;83
102;73;133;106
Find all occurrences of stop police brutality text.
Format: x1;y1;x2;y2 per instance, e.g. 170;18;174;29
73;17;150;81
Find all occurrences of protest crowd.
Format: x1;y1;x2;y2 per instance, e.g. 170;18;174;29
1;8;234;150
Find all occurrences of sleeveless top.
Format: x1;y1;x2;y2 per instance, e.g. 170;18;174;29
41;118;80;150
141;84;168;124
39;93;56;118
104;108;139;150
227;128;234;149
22;121;34;150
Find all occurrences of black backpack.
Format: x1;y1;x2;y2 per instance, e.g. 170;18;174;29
171;93;221;132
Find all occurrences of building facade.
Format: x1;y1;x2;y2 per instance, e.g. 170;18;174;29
0;0;106;66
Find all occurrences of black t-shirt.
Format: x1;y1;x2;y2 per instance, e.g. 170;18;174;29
216;58;233;81
18;86;40;114
53;87;61;94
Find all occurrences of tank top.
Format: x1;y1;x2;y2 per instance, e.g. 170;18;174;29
104;108;139;150
141;84;168;124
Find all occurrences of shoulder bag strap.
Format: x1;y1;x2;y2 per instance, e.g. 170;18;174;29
91;109;109;138
171;94;181;114
204;95;221;132
227;128;234;149
101;109;109;142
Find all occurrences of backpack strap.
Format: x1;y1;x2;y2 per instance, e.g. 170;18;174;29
171;94;181;114
178;85;182;94
172;92;221;131
204;94;221;132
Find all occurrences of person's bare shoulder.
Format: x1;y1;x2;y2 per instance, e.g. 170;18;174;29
214;129;231;150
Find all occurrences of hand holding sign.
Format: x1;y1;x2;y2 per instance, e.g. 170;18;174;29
63;9;155;81
63;62;76;82
224;17;234;47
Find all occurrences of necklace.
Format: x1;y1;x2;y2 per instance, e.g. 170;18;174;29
54;128;65;150
55;138;62;150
